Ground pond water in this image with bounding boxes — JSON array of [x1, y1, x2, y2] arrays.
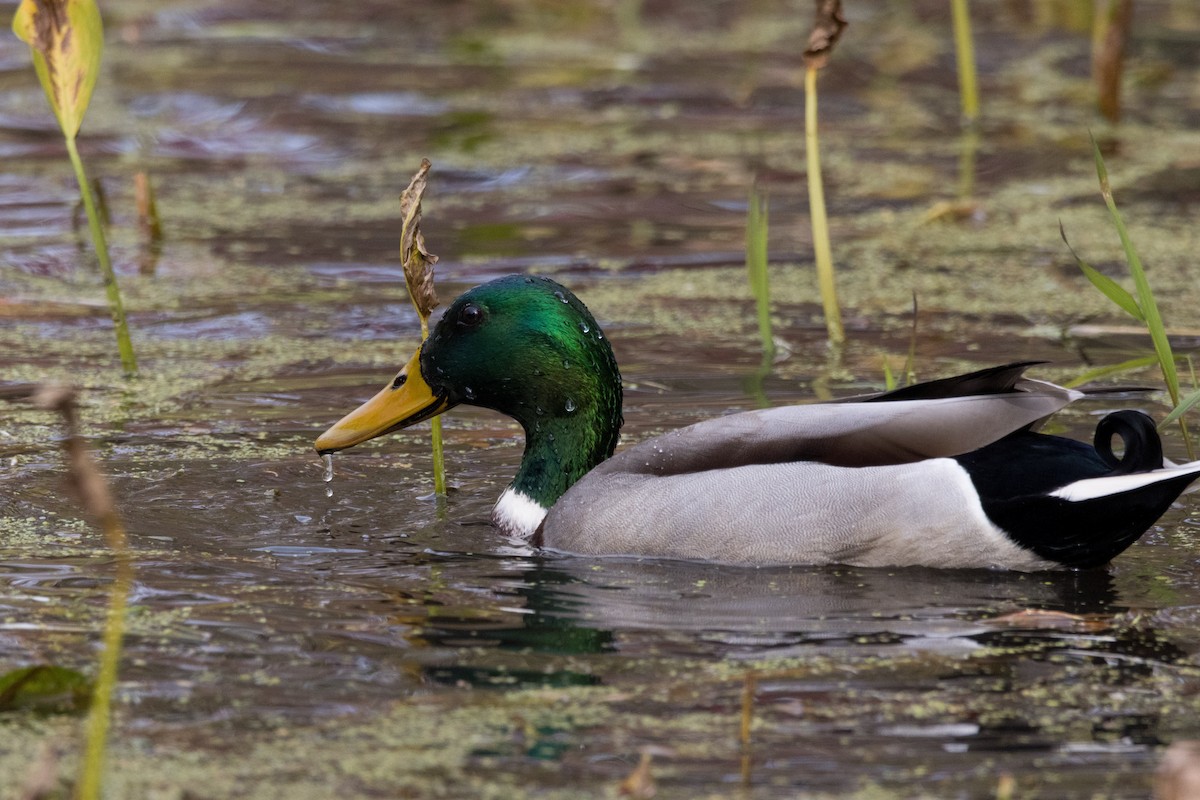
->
[[2, 0, 1200, 797]]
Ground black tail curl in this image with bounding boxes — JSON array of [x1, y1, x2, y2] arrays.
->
[[1094, 410, 1163, 475]]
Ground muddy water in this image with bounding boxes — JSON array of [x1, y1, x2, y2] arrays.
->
[[3, 1, 1200, 797]]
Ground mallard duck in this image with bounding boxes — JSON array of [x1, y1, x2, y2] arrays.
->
[[315, 275, 1200, 570]]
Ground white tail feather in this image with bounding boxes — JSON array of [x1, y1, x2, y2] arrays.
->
[[1050, 461, 1200, 503]]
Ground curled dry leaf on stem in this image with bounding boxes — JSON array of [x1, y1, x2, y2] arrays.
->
[[803, 0, 847, 70], [399, 158, 440, 322]]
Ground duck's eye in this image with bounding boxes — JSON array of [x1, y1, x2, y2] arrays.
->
[[457, 303, 484, 328]]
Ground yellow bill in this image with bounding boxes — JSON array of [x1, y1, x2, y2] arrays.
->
[[315, 348, 451, 454]]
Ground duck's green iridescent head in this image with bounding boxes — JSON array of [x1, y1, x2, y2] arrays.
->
[[315, 276, 623, 504]]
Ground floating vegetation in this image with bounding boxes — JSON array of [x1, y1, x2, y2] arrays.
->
[[0, 665, 91, 715], [12, 0, 136, 376]]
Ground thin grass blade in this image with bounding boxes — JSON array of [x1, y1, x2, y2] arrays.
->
[[1160, 387, 1200, 430], [1063, 354, 1158, 389], [1059, 221, 1143, 321], [1090, 134, 1191, 455]]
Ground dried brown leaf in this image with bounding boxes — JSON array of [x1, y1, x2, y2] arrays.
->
[[985, 608, 1110, 633], [803, 0, 847, 70], [399, 158, 439, 322], [618, 751, 656, 799], [919, 199, 983, 225]]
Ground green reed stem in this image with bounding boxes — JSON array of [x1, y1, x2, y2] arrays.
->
[[805, 66, 844, 345], [951, 0, 980, 123], [65, 136, 136, 377], [746, 185, 773, 362], [1091, 138, 1193, 458]]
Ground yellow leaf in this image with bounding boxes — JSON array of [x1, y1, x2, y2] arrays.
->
[[12, 0, 103, 139]]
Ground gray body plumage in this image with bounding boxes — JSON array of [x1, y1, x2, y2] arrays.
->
[[541, 380, 1076, 569]]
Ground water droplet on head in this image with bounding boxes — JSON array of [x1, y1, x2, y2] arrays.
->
[[553, 290, 568, 304], [579, 321, 590, 333], [562, 359, 571, 369], [564, 397, 577, 413], [463, 386, 476, 400], [535, 405, 545, 416]]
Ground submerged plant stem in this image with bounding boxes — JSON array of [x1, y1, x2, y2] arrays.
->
[[805, 66, 844, 345], [78, 520, 131, 800], [65, 137, 136, 377], [32, 385, 132, 800], [420, 317, 447, 496]]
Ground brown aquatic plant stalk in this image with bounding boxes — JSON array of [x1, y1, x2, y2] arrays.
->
[[1092, 0, 1132, 124], [739, 671, 756, 747], [803, 0, 846, 346], [134, 172, 163, 274], [739, 671, 757, 788], [31, 384, 132, 800], [399, 159, 446, 495]]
